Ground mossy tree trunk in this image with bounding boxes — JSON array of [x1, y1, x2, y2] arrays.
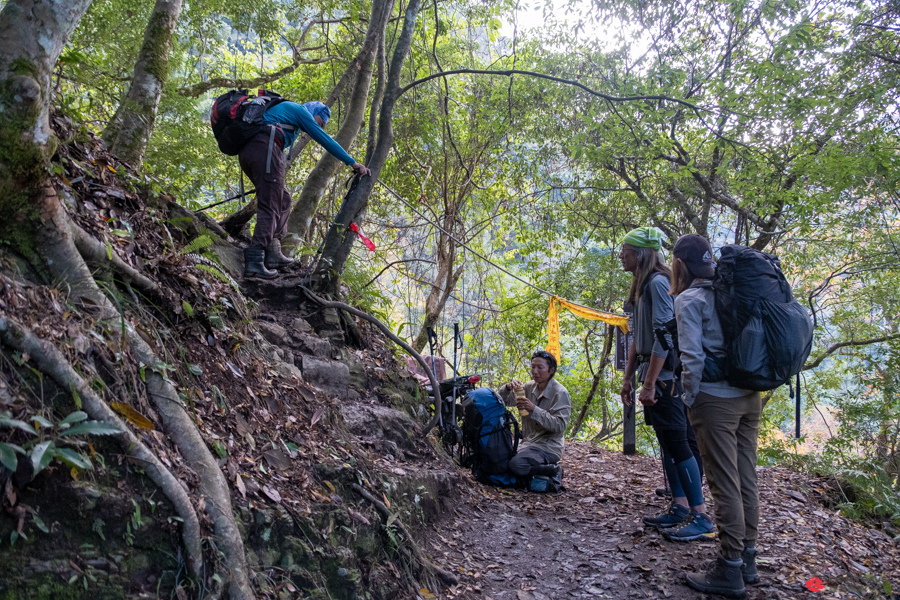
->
[[0, 4, 254, 598], [286, 0, 395, 242], [102, 0, 183, 170], [0, 0, 94, 269], [315, 0, 424, 295]]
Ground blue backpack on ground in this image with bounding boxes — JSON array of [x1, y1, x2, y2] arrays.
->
[[459, 388, 520, 487]]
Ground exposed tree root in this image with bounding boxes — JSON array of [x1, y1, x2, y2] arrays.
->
[[350, 483, 458, 588], [34, 205, 254, 600], [71, 223, 160, 297], [126, 328, 253, 600], [299, 287, 444, 432], [0, 315, 203, 579]]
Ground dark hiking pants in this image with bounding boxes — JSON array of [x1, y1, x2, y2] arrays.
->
[[508, 446, 559, 478], [239, 129, 291, 250]]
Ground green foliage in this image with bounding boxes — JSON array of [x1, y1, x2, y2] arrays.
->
[[0, 409, 119, 476]]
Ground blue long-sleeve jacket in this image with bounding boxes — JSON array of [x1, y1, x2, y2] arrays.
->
[[263, 101, 356, 166]]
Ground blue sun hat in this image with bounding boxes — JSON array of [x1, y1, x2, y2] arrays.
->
[[303, 101, 331, 126]]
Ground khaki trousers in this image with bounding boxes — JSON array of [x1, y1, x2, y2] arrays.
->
[[689, 390, 764, 559]]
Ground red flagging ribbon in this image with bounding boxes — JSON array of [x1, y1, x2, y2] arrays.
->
[[348, 223, 376, 251]]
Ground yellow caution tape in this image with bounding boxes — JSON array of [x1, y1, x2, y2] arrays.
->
[[545, 296, 630, 362]]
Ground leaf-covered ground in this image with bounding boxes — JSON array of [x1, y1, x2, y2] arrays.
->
[[424, 442, 900, 600]]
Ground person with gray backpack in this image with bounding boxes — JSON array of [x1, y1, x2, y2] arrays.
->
[[618, 227, 713, 541], [670, 234, 813, 597]]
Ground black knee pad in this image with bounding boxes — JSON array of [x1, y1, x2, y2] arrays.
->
[[656, 428, 693, 464]]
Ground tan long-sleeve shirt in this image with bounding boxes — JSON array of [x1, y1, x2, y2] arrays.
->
[[499, 378, 571, 459]]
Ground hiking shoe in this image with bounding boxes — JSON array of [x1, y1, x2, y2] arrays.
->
[[663, 510, 716, 542], [642, 502, 689, 528], [741, 546, 759, 584], [685, 555, 746, 598], [530, 463, 561, 478]]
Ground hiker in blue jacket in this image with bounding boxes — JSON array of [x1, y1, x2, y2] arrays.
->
[[618, 227, 713, 541], [241, 101, 371, 278]]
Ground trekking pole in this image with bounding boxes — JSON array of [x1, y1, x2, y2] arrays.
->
[[794, 373, 801, 438], [451, 322, 460, 429], [427, 326, 442, 429], [196, 188, 258, 212]]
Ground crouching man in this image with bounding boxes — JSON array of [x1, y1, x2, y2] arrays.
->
[[498, 350, 571, 480]]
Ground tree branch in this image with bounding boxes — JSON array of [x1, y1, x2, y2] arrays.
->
[[0, 316, 203, 579], [803, 334, 900, 371], [399, 68, 707, 116], [364, 258, 436, 288], [179, 20, 345, 97], [179, 57, 339, 97], [71, 224, 160, 297], [350, 483, 458, 586]]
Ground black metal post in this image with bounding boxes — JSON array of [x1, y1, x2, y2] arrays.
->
[[624, 373, 636, 455], [427, 327, 441, 429]]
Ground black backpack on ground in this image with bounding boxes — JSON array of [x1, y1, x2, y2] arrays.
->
[[210, 89, 290, 155], [459, 388, 520, 487], [711, 244, 814, 391]]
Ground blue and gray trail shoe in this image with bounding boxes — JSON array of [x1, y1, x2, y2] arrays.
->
[[642, 502, 690, 529], [663, 510, 716, 542]]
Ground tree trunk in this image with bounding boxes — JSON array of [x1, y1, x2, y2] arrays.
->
[[286, 0, 395, 241], [219, 5, 391, 238], [571, 325, 614, 436], [0, 0, 92, 259], [0, 4, 253, 597], [411, 227, 463, 352], [102, 0, 183, 170], [315, 0, 424, 294]]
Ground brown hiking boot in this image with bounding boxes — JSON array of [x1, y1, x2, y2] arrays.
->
[[244, 248, 277, 279], [684, 555, 746, 598], [265, 239, 294, 269]]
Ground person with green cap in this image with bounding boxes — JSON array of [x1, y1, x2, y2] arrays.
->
[[618, 227, 713, 542]]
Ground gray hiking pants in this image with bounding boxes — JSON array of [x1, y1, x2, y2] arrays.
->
[[508, 446, 559, 478]]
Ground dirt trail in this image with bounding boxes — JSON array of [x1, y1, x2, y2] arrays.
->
[[424, 443, 900, 600]]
